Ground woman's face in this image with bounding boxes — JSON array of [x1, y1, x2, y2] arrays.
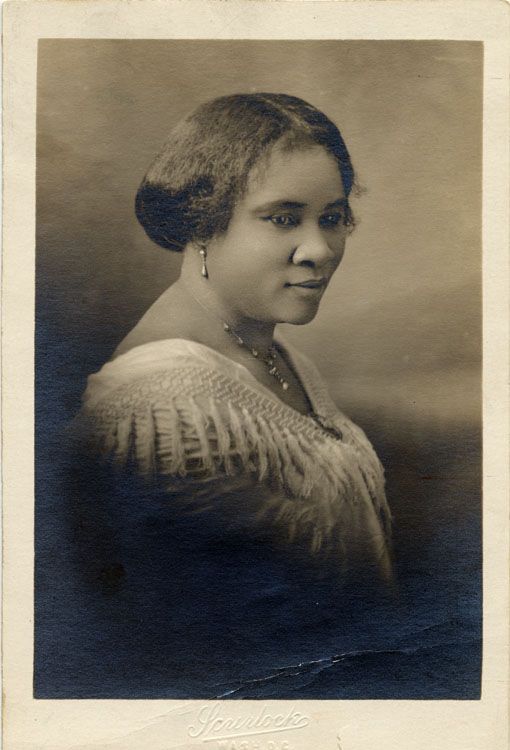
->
[[205, 143, 349, 326]]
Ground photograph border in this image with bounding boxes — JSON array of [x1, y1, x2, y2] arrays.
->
[[2, 1, 509, 749]]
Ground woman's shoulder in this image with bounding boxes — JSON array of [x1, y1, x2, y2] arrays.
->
[[74, 338, 251, 482], [76, 337, 308, 473], [82, 338, 249, 411]]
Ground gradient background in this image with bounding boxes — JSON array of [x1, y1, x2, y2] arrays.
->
[[35, 40, 482, 697]]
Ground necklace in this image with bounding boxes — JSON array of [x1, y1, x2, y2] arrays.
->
[[185, 285, 289, 390], [222, 322, 289, 391]]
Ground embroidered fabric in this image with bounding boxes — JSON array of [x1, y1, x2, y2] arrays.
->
[[75, 336, 392, 575]]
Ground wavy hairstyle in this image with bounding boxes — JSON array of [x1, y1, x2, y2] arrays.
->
[[135, 93, 356, 252]]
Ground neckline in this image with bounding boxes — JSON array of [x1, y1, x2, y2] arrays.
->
[[102, 335, 326, 422]]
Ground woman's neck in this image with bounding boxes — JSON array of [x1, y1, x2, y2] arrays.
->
[[175, 275, 277, 354], [112, 270, 278, 361]]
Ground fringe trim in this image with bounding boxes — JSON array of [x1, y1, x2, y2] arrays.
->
[[80, 392, 391, 552]]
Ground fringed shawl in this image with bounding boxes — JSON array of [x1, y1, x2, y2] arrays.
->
[[76, 337, 393, 577]]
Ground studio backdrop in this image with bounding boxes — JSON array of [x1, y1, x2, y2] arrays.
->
[[35, 40, 482, 698]]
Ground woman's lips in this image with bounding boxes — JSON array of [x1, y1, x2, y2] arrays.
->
[[286, 278, 327, 289]]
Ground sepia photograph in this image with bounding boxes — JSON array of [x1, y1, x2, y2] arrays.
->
[[33, 38, 483, 700], [3, 1, 510, 748]]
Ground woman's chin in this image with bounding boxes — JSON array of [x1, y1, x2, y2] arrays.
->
[[277, 287, 327, 325], [280, 303, 321, 326], [255, 295, 323, 326]]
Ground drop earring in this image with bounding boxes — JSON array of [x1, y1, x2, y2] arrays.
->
[[198, 245, 208, 279]]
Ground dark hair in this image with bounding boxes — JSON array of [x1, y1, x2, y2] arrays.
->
[[135, 93, 356, 252]]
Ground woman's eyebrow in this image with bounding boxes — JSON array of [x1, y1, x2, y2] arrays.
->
[[252, 197, 347, 213], [252, 200, 306, 213]]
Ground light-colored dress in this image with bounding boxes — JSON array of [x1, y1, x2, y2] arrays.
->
[[76, 335, 392, 580]]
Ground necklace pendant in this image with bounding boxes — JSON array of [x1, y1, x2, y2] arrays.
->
[[282, 381, 289, 391]]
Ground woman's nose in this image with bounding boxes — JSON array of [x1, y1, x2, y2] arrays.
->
[[291, 228, 339, 267]]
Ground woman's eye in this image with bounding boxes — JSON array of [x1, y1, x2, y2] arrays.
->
[[267, 214, 298, 227], [320, 212, 343, 228]]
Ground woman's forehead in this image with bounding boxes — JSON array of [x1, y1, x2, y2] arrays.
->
[[244, 143, 345, 204]]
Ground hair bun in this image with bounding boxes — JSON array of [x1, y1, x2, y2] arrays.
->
[[135, 182, 188, 251]]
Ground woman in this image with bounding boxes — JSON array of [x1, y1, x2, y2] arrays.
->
[[73, 93, 393, 696]]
